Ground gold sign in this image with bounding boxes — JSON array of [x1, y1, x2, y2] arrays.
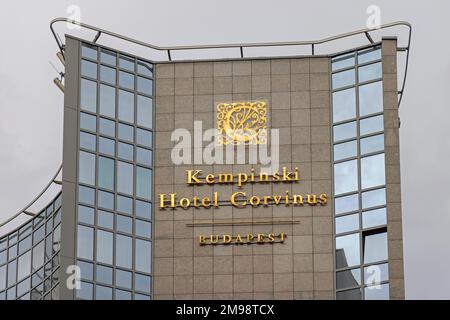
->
[[199, 232, 286, 245], [217, 101, 267, 145]]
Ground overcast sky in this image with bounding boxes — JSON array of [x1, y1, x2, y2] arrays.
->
[[0, 0, 449, 299]]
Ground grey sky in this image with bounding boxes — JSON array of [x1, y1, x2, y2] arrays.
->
[[0, 0, 449, 299]]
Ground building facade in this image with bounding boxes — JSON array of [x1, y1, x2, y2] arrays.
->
[[0, 23, 407, 300]]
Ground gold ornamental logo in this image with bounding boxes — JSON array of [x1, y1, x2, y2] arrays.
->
[[217, 101, 267, 145]]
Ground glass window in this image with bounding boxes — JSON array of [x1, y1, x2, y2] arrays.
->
[[332, 53, 355, 71], [17, 251, 31, 281], [7, 286, 16, 300], [80, 131, 96, 151], [0, 238, 7, 251], [116, 289, 132, 300], [100, 65, 116, 85], [119, 56, 135, 71], [118, 142, 134, 161], [359, 81, 383, 116], [8, 260, 17, 286], [32, 241, 44, 271], [137, 147, 152, 166], [79, 185, 95, 205], [119, 71, 134, 90], [79, 151, 96, 186], [81, 60, 97, 79], [135, 293, 151, 300], [118, 90, 134, 123], [117, 161, 133, 195], [336, 267, 361, 289], [334, 160, 358, 195], [362, 188, 386, 210], [117, 215, 132, 234], [361, 134, 384, 155], [8, 244, 17, 260], [100, 49, 116, 65], [77, 281, 93, 299], [137, 60, 152, 77], [332, 69, 355, 90], [82, 44, 97, 60], [116, 235, 132, 269], [135, 273, 151, 292], [77, 260, 93, 281], [365, 283, 389, 300], [96, 265, 113, 285], [18, 236, 31, 255], [360, 115, 384, 136], [137, 95, 153, 128], [98, 190, 114, 210], [334, 140, 357, 161], [0, 265, 5, 291], [336, 233, 360, 269], [99, 137, 115, 156], [332, 88, 356, 123], [118, 123, 134, 142], [336, 288, 361, 300], [136, 167, 152, 200], [363, 230, 388, 264], [97, 210, 114, 229], [361, 154, 385, 189], [80, 112, 97, 132], [78, 205, 94, 225], [135, 239, 151, 273], [98, 156, 115, 190], [117, 195, 133, 215], [80, 79, 97, 112], [0, 250, 6, 265], [333, 121, 356, 142], [363, 208, 387, 229], [358, 62, 382, 83], [96, 230, 113, 265], [77, 225, 93, 260], [116, 269, 132, 289], [358, 47, 381, 64], [136, 200, 152, 220], [335, 213, 359, 234], [17, 277, 30, 297], [136, 128, 152, 148], [364, 263, 389, 285], [99, 84, 116, 118], [99, 118, 116, 137], [136, 220, 152, 238], [137, 77, 152, 95]]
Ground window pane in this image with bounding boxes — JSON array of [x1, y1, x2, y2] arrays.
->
[[77, 260, 93, 280], [137, 95, 153, 128], [77, 225, 93, 260], [117, 195, 133, 215], [358, 62, 382, 83], [116, 235, 132, 269], [96, 285, 112, 300], [333, 121, 356, 142], [99, 137, 115, 156], [96, 230, 113, 264], [136, 167, 152, 200], [332, 69, 355, 90], [96, 265, 113, 285], [116, 289, 132, 300], [334, 160, 358, 195], [0, 266, 5, 291], [365, 283, 389, 300], [138, 60, 153, 77], [97, 210, 113, 229], [336, 288, 361, 300], [137, 77, 152, 95], [118, 123, 134, 143], [31, 241, 44, 271], [99, 84, 116, 118], [80, 79, 97, 112], [117, 161, 133, 195], [81, 60, 97, 78], [358, 47, 381, 64], [362, 188, 386, 209], [100, 65, 116, 85], [135, 273, 151, 292], [363, 208, 387, 229], [78, 205, 94, 225], [336, 233, 360, 269], [98, 190, 114, 210], [336, 267, 361, 289], [135, 239, 151, 273], [77, 281, 93, 299], [79, 151, 95, 186], [334, 140, 357, 161], [100, 49, 116, 65], [116, 215, 132, 234], [361, 154, 385, 189], [136, 128, 152, 147], [360, 115, 384, 136], [116, 269, 132, 289], [363, 231, 388, 264], [137, 147, 152, 166], [135, 293, 151, 300], [119, 71, 134, 90], [335, 213, 359, 234], [361, 134, 384, 155], [119, 56, 134, 71], [98, 156, 115, 190], [118, 142, 134, 161], [82, 44, 97, 60], [136, 200, 152, 220], [332, 53, 355, 71], [8, 261, 16, 286], [79, 185, 95, 205], [99, 118, 116, 137], [333, 88, 356, 123], [136, 220, 152, 238], [80, 112, 96, 132], [364, 263, 389, 285], [118, 90, 134, 123], [18, 251, 31, 281], [359, 81, 383, 116], [80, 131, 96, 151]]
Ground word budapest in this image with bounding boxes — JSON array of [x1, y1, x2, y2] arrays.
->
[[199, 232, 286, 245]]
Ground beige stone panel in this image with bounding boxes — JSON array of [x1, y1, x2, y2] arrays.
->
[[274, 292, 294, 300], [232, 61, 252, 76], [290, 59, 310, 74], [175, 63, 194, 78], [214, 293, 234, 299], [252, 60, 270, 75], [292, 217, 312, 235], [382, 55, 397, 74], [311, 108, 330, 126], [214, 275, 233, 293], [174, 238, 194, 257], [194, 77, 213, 95], [154, 238, 174, 258], [173, 221, 193, 239], [193, 240, 213, 256], [175, 112, 194, 130], [233, 243, 253, 256], [291, 127, 311, 145], [291, 109, 310, 127], [174, 257, 193, 275], [194, 94, 214, 113], [213, 76, 232, 94], [156, 78, 174, 96], [274, 273, 294, 292], [310, 74, 329, 91], [234, 274, 253, 293], [310, 90, 330, 109], [154, 257, 174, 276], [388, 221, 403, 240], [253, 292, 274, 299], [193, 293, 213, 299], [293, 235, 313, 254], [233, 255, 253, 274], [383, 91, 398, 110], [314, 272, 333, 291], [194, 256, 213, 275], [155, 95, 175, 114], [272, 74, 291, 92], [313, 253, 333, 272], [384, 110, 399, 129], [272, 110, 291, 128], [252, 255, 272, 274], [232, 76, 251, 93], [312, 162, 331, 180], [271, 59, 290, 74], [155, 113, 174, 132], [175, 78, 194, 95], [155, 149, 172, 167], [213, 256, 233, 275], [313, 217, 332, 235], [155, 167, 174, 185], [272, 92, 291, 110], [313, 235, 333, 253], [154, 220, 174, 239], [174, 94, 193, 113], [213, 245, 233, 256], [386, 165, 401, 184], [294, 291, 314, 299], [388, 239, 404, 260], [254, 273, 274, 292], [390, 278, 405, 299], [154, 276, 174, 295], [314, 291, 334, 300], [156, 64, 174, 79], [385, 146, 400, 165], [382, 39, 397, 56], [310, 58, 329, 73], [233, 293, 253, 299], [383, 74, 397, 92], [294, 272, 314, 291], [387, 202, 402, 221], [311, 144, 330, 162], [155, 131, 173, 149], [293, 254, 313, 273], [389, 259, 405, 279], [274, 254, 293, 273], [291, 91, 310, 109], [291, 74, 310, 91], [213, 62, 232, 77], [251, 75, 271, 92], [386, 183, 402, 204], [154, 294, 173, 300], [311, 126, 331, 144], [174, 275, 193, 294], [194, 62, 213, 77], [273, 236, 293, 255]]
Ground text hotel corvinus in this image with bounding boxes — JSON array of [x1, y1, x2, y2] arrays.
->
[[159, 167, 328, 209]]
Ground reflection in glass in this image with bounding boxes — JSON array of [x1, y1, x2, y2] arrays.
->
[[136, 220, 152, 238], [332, 88, 356, 123], [336, 267, 361, 289], [116, 235, 132, 269], [332, 69, 355, 90], [137, 147, 152, 166], [118, 142, 134, 161], [364, 263, 389, 285], [118, 123, 134, 143], [137, 95, 153, 129], [77, 225, 93, 260], [117, 161, 133, 195], [118, 90, 134, 123], [334, 140, 357, 161], [361, 134, 384, 155], [363, 230, 388, 264], [96, 265, 113, 285], [100, 65, 116, 85], [360, 115, 384, 136], [96, 230, 113, 265], [77, 260, 93, 281], [136, 167, 152, 200], [119, 56, 134, 71], [361, 154, 385, 189], [17, 251, 31, 281], [79, 185, 95, 205], [98, 156, 115, 190], [336, 233, 360, 269], [78, 205, 94, 225], [116, 215, 132, 234], [137, 77, 152, 95], [80, 131, 96, 151], [364, 283, 389, 300], [363, 208, 387, 229], [136, 128, 152, 148], [333, 121, 356, 142], [336, 288, 361, 300], [334, 160, 358, 195], [332, 53, 355, 71], [335, 213, 359, 234], [119, 71, 134, 90], [80, 112, 97, 132], [359, 81, 383, 116], [79, 151, 96, 186], [7, 260, 16, 287], [77, 281, 93, 300], [82, 44, 97, 60], [116, 289, 132, 300], [99, 84, 116, 118], [116, 269, 132, 289], [99, 137, 115, 156], [362, 188, 386, 209], [358, 62, 382, 83], [135, 273, 151, 292], [80, 79, 97, 112], [136, 200, 152, 220], [100, 49, 116, 65], [138, 60, 153, 77], [0, 266, 6, 291], [358, 47, 381, 64], [97, 210, 113, 229], [135, 239, 151, 273], [98, 190, 114, 210], [99, 118, 116, 137], [81, 60, 97, 79], [117, 195, 132, 215]]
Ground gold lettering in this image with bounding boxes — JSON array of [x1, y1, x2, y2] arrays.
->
[[268, 233, 275, 242], [237, 173, 248, 187], [218, 173, 233, 183], [210, 235, 219, 244], [319, 193, 328, 205], [202, 197, 211, 208], [187, 170, 202, 184], [257, 234, 265, 242], [231, 192, 246, 208], [273, 195, 282, 204], [307, 194, 317, 205], [293, 194, 303, 205], [205, 174, 215, 184], [235, 234, 243, 244], [249, 196, 260, 207], [179, 198, 191, 209], [199, 235, 206, 245], [223, 234, 232, 244], [159, 193, 176, 209]]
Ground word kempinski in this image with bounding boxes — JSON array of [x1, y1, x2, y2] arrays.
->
[[187, 167, 299, 188]]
